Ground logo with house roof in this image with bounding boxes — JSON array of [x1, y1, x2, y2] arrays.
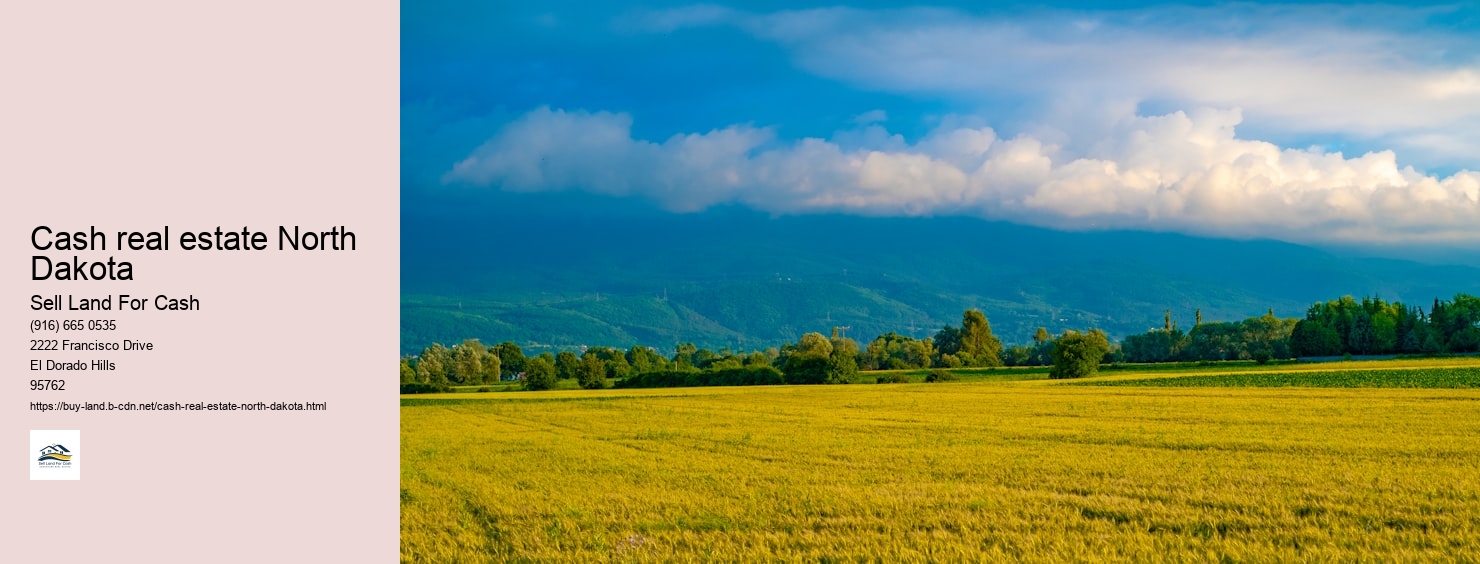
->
[[30, 430, 80, 480], [38, 444, 72, 463]]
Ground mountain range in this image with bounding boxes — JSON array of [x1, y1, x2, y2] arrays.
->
[[401, 205, 1480, 356]]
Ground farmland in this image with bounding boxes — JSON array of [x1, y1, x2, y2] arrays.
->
[[1087, 366, 1480, 388], [401, 359, 1480, 562]]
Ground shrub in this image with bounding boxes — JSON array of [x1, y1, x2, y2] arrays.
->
[[782, 355, 829, 385], [524, 357, 558, 391], [616, 366, 786, 389], [1451, 327, 1480, 353], [924, 369, 959, 383], [877, 373, 911, 384], [577, 355, 609, 389], [399, 383, 448, 394], [825, 348, 861, 384], [1049, 330, 1111, 379]]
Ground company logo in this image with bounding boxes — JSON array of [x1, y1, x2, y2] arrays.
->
[[38, 444, 73, 463], [30, 430, 80, 480]]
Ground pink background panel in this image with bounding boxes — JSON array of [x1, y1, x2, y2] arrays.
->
[[1, 1, 400, 561]]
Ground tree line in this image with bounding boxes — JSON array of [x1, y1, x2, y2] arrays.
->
[[1120, 309, 1297, 364], [1117, 294, 1480, 363], [400, 309, 1113, 392], [1290, 294, 1480, 356], [400, 293, 1479, 392]]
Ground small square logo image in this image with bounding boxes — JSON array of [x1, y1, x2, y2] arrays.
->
[[31, 430, 80, 480]]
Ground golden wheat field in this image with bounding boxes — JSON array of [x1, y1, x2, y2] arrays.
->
[[401, 360, 1480, 562]]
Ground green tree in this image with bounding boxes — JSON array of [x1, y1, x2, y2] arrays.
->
[[577, 354, 609, 389], [673, 342, 698, 370], [1003, 345, 1033, 366], [1422, 332, 1442, 353], [450, 339, 484, 384], [1291, 320, 1342, 357], [1049, 329, 1110, 379], [692, 347, 722, 369], [399, 356, 416, 385], [1186, 322, 1239, 361], [744, 351, 771, 367], [1372, 311, 1398, 354], [586, 347, 632, 379], [781, 332, 835, 384], [416, 343, 451, 387], [555, 351, 580, 380], [797, 332, 834, 357], [627, 345, 665, 373], [908, 338, 936, 368], [825, 337, 860, 384], [1033, 327, 1050, 345], [523, 356, 557, 391], [1349, 311, 1375, 355], [1451, 327, 1480, 353], [783, 354, 829, 384], [1122, 327, 1186, 363], [958, 309, 1004, 367], [706, 354, 744, 371], [495, 341, 526, 378], [932, 325, 961, 360], [865, 332, 932, 370], [479, 351, 501, 385], [1401, 329, 1421, 354], [1241, 311, 1293, 360], [1448, 294, 1480, 340]]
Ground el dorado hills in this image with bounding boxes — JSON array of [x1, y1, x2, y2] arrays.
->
[[30, 225, 356, 280]]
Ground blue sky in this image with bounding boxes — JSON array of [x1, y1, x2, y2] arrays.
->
[[404, 1, 1480, 250]]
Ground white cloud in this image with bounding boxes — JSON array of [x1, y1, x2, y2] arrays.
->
[[633, 4, 1480, 170], [444, 107, 773, 211], [445, 106, 1480, 244]]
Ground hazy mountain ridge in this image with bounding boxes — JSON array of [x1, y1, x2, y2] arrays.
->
[[401, 210, 1480, 355]]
